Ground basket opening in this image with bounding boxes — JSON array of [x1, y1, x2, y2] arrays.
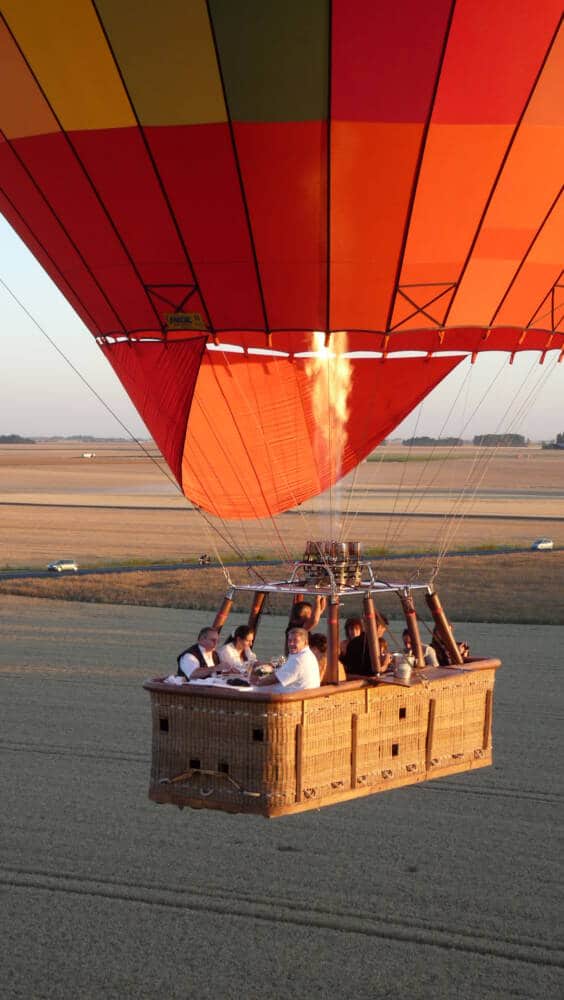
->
[[252, 728, 264, 742], [189, 758, 201, 769], [218, 761, 229, 774], [399, 707, 407, 719], [392, 743, 400, 757], [159, 717, 169, 732]]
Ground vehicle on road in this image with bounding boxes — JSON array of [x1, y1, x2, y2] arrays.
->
[[47, 560, 79, 573], [531, 538, 554, 551]]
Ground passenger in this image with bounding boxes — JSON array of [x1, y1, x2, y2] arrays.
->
[[339, 616, 363, 658], [251, 627, 320, 692], [309, 632, 346, 684], [431, 628, 450, 666], [402, 628, 439, 667], [285, 597, 326, 653], [343, 612, 392, 676], [177, 626, 220, 680], [218, 625, 257, 674], [458, 640, 471, 661], [430, 629, 470, 665]]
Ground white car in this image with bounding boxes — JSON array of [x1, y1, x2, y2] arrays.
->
[[47, 559, 79, 573], [531, 538, 554, 551]]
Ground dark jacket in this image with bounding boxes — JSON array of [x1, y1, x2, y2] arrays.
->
[[343, 634, 389, 677], [177, 643, 219, 677]]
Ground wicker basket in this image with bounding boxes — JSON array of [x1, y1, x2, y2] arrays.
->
[[144, 660, 499, 818]]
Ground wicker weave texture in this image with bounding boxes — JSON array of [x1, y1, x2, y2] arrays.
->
[[147, 668, 497, 816]]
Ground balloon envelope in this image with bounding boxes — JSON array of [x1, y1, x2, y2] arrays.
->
[[0, 1, 562, 517]]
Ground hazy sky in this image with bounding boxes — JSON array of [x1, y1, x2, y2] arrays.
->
[[1, 215, 562, 443]]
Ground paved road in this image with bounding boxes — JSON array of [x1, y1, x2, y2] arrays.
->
[[0, 546, 559, 583]]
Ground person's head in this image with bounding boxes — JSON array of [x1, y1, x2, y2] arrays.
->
[[292, 601, 313, 622], [344, 617, 363, 640], [198, 627, 219, 651], [232, 625, 254, 649], [308, 632, 327, 664], [287, 627, 308, 654], [402, 628, 412, 651]]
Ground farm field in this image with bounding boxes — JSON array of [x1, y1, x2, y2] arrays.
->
[[0, 441, 562, 568], [0, 442, 562, 623], [1, 597, 562, 1000]]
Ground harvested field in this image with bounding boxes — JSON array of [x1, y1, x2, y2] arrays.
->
[[1, 442, 562, 569], [1, 442, 562, 623], [1, 596, 562, 999]]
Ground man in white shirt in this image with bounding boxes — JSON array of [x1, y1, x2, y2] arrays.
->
[[252, 628, 320, 692], [177, 627, 220, 680], [402, 629, 439, 668]]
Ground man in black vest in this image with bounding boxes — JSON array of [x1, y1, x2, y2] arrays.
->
[[177, 626, 220, 680]]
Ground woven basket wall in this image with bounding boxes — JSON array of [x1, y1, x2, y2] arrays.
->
[[146, 666, 497, 817]]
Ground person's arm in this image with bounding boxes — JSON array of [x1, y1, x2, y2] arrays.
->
[[178, 651, 211, 680], [190, 665, 214, 679], [253, 669, 279, 686], [380, 649, 392, 672], [178, 653, 200, 680], [306, 596, 326, 630]]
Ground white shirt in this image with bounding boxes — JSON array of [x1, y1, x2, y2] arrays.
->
[[404, 644, 439, 668], [178, 644, 216, 679], [423, 644, 439, 667], [218, 641, 257, 673], [273, 646, 320, 692]]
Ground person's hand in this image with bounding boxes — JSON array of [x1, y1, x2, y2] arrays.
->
[[380, 652, 392, 672], [190, 666, 213, 679]]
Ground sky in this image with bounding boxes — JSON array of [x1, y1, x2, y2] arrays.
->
[[1, 214, 562, 444]]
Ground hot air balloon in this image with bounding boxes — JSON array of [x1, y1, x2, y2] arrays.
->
[[1, 1, 562, 815]]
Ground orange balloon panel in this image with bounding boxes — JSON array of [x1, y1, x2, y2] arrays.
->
[[1, 2, 563, 521], [181, 351, 461, 519]]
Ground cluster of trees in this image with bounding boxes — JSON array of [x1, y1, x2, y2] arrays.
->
[[0, 433, 35, 444], [473, 434, 528, 447], [402, 436, 463, 447], [542, 432, 564, 450]]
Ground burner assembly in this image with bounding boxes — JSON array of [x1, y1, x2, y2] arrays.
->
[[300, 540, 364, 588]]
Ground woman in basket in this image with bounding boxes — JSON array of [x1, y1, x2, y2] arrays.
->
[[217, 625, 257, 674]]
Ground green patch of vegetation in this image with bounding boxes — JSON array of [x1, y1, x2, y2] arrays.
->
[[0, 434, 36, 444], [366, 453, 464, 463]]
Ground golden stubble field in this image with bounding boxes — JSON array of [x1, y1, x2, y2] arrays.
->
[[0, 441, 562, 622], [1, 440, 562, 564]]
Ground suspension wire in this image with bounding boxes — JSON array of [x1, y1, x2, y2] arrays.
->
[[199, 344, 336, 575], [327, 347, 334, 544], [175, 387, 270, 573], [0, 275, 182, 490], [430, 353, 559, 584], [404, 369, 478, 586], [0, 273, 267, 574], [433, 357, 544, 566], [216, 348, 297, 566], [340, 412, 399, 545], [391, 353, 510, 575], [385, 360, 473, 554], [381, 394, 426, 554], [427, 359, 522, 578], [184, 392, 256, 563], [338, 458, 361, 543]]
